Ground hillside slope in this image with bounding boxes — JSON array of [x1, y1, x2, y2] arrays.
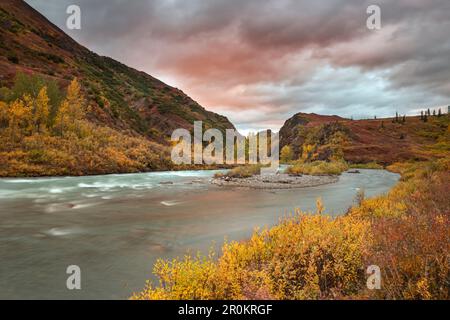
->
[[0, 0, 235, 143], [280, 112, 450, 164]]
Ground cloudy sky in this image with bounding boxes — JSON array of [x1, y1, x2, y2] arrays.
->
[[26, 0, 450, 133]]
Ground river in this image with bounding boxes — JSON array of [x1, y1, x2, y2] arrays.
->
[[0, 169, 399, 299]]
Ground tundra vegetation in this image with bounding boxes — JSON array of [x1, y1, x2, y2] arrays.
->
[[133, 157, 450, 300]]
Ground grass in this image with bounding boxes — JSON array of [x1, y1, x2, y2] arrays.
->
[[133, 157, 450, 300], [286, 160, 349, 176], [349, 162, 384, 169]]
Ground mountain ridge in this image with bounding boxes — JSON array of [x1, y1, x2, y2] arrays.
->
[[0, 0, 236, 144], [280, 111, 449, 164]]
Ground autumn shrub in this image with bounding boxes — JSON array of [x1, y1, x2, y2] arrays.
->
[[215, 164, 264, 179], [267, 213, 370, 299], [132, 252, 218, 300], [286, 160, 349, 176], [280, 145, 294, 163], [351, 159, 450, 299], [366, 204, 449, 299]]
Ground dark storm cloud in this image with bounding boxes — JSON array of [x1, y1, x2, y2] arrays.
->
[[25, 0, 450, 131]]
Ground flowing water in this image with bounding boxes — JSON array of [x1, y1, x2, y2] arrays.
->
[[0, 169, 399, 299]]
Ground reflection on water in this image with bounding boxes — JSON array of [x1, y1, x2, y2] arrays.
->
[[0, 169, 399, 299]]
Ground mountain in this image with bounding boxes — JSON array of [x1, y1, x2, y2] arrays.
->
[[280, 112, 450, 165], [0, 0, 235, 144]]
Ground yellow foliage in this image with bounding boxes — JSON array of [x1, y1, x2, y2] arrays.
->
[[0, 77, 172, 177], [280, 145, 294, 163], [287, 160, 349, 176], [301, 144, 315, 161], [7, 98, 31, 142], [131, 251, 218, 300], [65, 78, 84, 123], [34, 87, 50, 134], [216, 164, 264, 179]]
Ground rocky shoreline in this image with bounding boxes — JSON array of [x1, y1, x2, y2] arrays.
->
[[211, 173, 339, 189]]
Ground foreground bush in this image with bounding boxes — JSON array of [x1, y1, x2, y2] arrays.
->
[[286, 160, 349, 176], [351, 158, 450, 299], [134, 159, 449, 300]]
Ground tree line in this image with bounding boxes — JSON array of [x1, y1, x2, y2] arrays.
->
[[420, 108, 444, 122]]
